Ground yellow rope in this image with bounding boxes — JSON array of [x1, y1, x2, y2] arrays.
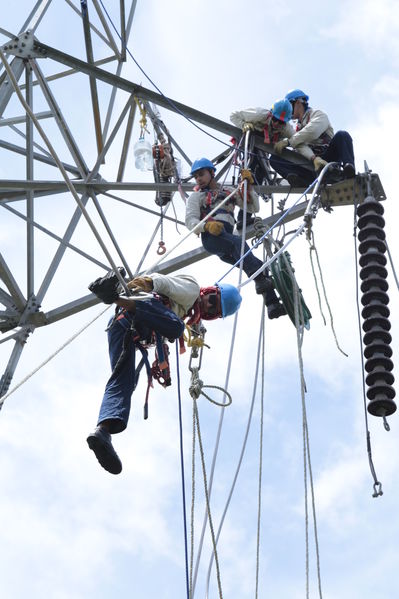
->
[[134, 96, 150, 135]]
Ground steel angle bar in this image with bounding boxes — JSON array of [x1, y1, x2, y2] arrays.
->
[[101, 191, 185, 225], [0, 139, 82, 177], [1, 202, 109, 271], [92, 0, 121, 59], [151, 200, 310, 275], [64, 0, 115, 48], [0, 288, 21, 312], [0, 56, 25, 117], [35, 193, 91, 304], [117, 101, 136, 181], [88, 190, 133, 279], [0, 329, 34, 399], [30, 60, 89, 177], [30, 39, 311, 171], [25, 65, 35, 297], [81, 1, 104, 157], [120, 0, 127, 61], [21, 0, 53, 33], [0, 252, 26, 310], [41, 293, 101, 325], [102, 0, 137, 140], [0, 110, 52, 127]]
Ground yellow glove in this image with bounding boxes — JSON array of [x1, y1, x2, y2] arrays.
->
[[204, 221, 224, 235], [274, 139, 289, 154], [313, 156, 328, 172], [242, 122, 254, 132], [240, 168, 254, 184], [127, 276, 153, 292]]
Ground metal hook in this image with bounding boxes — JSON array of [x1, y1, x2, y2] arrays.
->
[[372, 481, 383, 498], [157, 241, 166, 255]]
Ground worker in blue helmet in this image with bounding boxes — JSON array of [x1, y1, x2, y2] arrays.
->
[[185, 158, 286, 320], [230, 99, 296, 229], [270, 89, 356, 187], [86, 269, 242, 475]]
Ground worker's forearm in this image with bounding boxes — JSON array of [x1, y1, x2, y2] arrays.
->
[[115, 297, 136, 312]]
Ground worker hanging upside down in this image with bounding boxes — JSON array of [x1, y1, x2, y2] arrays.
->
[[270, 88, 356, 187], [86, 268, 242, 474], [185, 157, 286, 320]]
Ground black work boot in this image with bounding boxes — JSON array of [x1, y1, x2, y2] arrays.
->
[[88, 267, 126, 304], [286, 173, 308, 188], [254, 273, 274, 295], [262, 289, 287, 320], [87, 426, 122, 474], [343, 163, 356, 179]]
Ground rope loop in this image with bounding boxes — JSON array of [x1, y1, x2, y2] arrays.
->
[[188, 367, 232, 407]]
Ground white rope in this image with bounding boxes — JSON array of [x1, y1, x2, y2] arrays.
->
[[0, 304, 111, 409], [144, 185, 243, 275], [191, 136, 250, 596], [308, 231, 348, 357], [205, 302, 266, 599], [291, 261, 324, 599]]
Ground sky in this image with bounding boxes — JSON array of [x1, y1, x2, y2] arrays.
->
[[0, 1, 398, 598]]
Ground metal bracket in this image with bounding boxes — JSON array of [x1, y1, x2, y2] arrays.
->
[[320, 173, 386, 209], [2, 30, 45, 60]]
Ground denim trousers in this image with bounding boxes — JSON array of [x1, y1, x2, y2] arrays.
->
[[97, 298, 184, 433], [201, 222, 264, 278], [270, 130, 355, 184]]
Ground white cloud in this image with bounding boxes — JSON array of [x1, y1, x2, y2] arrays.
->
[[321, 0, 399, 63]]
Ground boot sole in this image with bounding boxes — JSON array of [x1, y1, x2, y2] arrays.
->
[[87, 434, 122, 475]]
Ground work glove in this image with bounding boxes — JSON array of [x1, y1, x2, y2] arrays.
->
[[273, 139, 289, 154], [127, 276, 153, 292], [204, 221, 224, 235], [242, 122, 254, 132], [313, 156, 328, 172], [88, 267, 126, 304], [240, 168, 254, 184]]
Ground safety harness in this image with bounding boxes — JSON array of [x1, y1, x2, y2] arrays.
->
[[263, 111, 285, 144], [296, 109, 333, 156], [199, 186, 236, 224]]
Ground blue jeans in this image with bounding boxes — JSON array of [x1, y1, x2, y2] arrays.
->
[[201, 222, 264, 278], [270, 130, 355, 184], [97, 299, 184, 433]]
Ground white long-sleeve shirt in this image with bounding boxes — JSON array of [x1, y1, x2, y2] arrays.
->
[[185, 185, 260, 235], [151, 272, 200, 318], [288, 108, 334, 160]]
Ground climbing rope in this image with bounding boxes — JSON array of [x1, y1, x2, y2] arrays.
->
[[175, 343, 190, 599], [307, 231, 348, 356], [291, 267, 324, 599], [189, 366, 232, 408], [188, 344, 229, 599], [204, 303, 266, 599]]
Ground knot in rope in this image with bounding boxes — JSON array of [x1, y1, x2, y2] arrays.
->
[[189, 366, 203, 400]]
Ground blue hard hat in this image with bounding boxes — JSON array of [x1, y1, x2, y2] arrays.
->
[[190, 158, 216, 176], [285, 89, 309, 103], [271, 99, 293, 123], [217, 283, 242, 318]]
